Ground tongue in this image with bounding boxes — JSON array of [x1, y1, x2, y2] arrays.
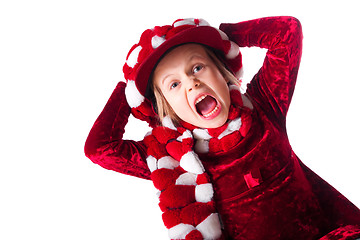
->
[[196, 96, 217, 116]]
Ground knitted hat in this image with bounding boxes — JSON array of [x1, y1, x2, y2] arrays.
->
[[123, 18, 242, 126]]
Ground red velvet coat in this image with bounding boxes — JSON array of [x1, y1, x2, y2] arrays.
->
[[85, 17, 360, 239]]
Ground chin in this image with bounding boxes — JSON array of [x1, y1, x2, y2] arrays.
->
[[199, 116, 228, 129], [209, 119, 227, 128]]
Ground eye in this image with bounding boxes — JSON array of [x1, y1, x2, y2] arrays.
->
[[170, 82, 180, 89], [192, 64, 204, 74]]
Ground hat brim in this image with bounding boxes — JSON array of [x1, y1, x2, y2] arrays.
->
[[135, 26, 225, 96]]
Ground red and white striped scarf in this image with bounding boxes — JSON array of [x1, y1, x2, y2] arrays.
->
[[143, 85, 252, 239]]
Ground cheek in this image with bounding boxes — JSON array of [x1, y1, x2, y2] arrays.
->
[[165, 93, 188, 114], [213, 79, 231, 105], [166, 94, 197, 123], [222, 86, 231, 105]]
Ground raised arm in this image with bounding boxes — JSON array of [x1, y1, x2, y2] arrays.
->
[[220, 16, 303, 122], [84, 82, 151, 180]]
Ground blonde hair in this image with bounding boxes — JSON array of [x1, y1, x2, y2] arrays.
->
[[151, 45, 240, 125]]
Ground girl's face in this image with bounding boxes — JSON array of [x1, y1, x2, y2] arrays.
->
[[153, 44, 231, 129]]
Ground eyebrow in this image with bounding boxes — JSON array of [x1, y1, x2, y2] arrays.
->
[[161, 74, 174, 85], [189, 54, 206, 62]]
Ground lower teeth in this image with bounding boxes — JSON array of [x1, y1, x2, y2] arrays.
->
[[203, 106, 219, 118]]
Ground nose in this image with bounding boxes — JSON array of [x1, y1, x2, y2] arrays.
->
[[187, 78, 200, 92]]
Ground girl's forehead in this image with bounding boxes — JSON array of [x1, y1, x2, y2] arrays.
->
[[155, 44, 209, 71], [165, 44, 208, 59]]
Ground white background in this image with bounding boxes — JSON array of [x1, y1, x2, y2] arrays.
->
[[1, 0, 359, 239]]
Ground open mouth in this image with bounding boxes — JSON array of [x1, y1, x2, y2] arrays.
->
[[195, 95, 220, 119]]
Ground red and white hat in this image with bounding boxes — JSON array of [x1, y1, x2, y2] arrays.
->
[[123, 18, 243, 126]]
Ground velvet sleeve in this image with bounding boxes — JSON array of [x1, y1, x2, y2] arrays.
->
[[84, 81, 151, 180], [220, 16, 303, 124]]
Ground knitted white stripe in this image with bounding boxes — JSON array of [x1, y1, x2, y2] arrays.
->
[[177, 129, 193, 142], [198, 19, 210, 26], [146, 155, 180, 172], [196, 213, 222, 240], [226, 41, 240, 59], [162, 116, 177, 131], [175, 172, 198, 185], [215, 29, 229, 40], [174, 19, 197, 27], [194, 139, 210, 154], [193, 129, 212, 154], [218, 117, 242, 139], [180, 151, 205, 174], [151, 35, 166, 49], [125, 80, 145, 108], [168, 223, 196, 239], [126, 45, 142, 68], [193, 128, 212, 139], [158, 156, 180, 170], [195, 183, 214, 203], [146, 155, 157, 172]]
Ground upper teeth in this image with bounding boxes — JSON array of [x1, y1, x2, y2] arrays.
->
[[195, 95, 207, 105]]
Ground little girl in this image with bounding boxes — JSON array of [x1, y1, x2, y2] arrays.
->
[[85, 17, 360, 239]]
